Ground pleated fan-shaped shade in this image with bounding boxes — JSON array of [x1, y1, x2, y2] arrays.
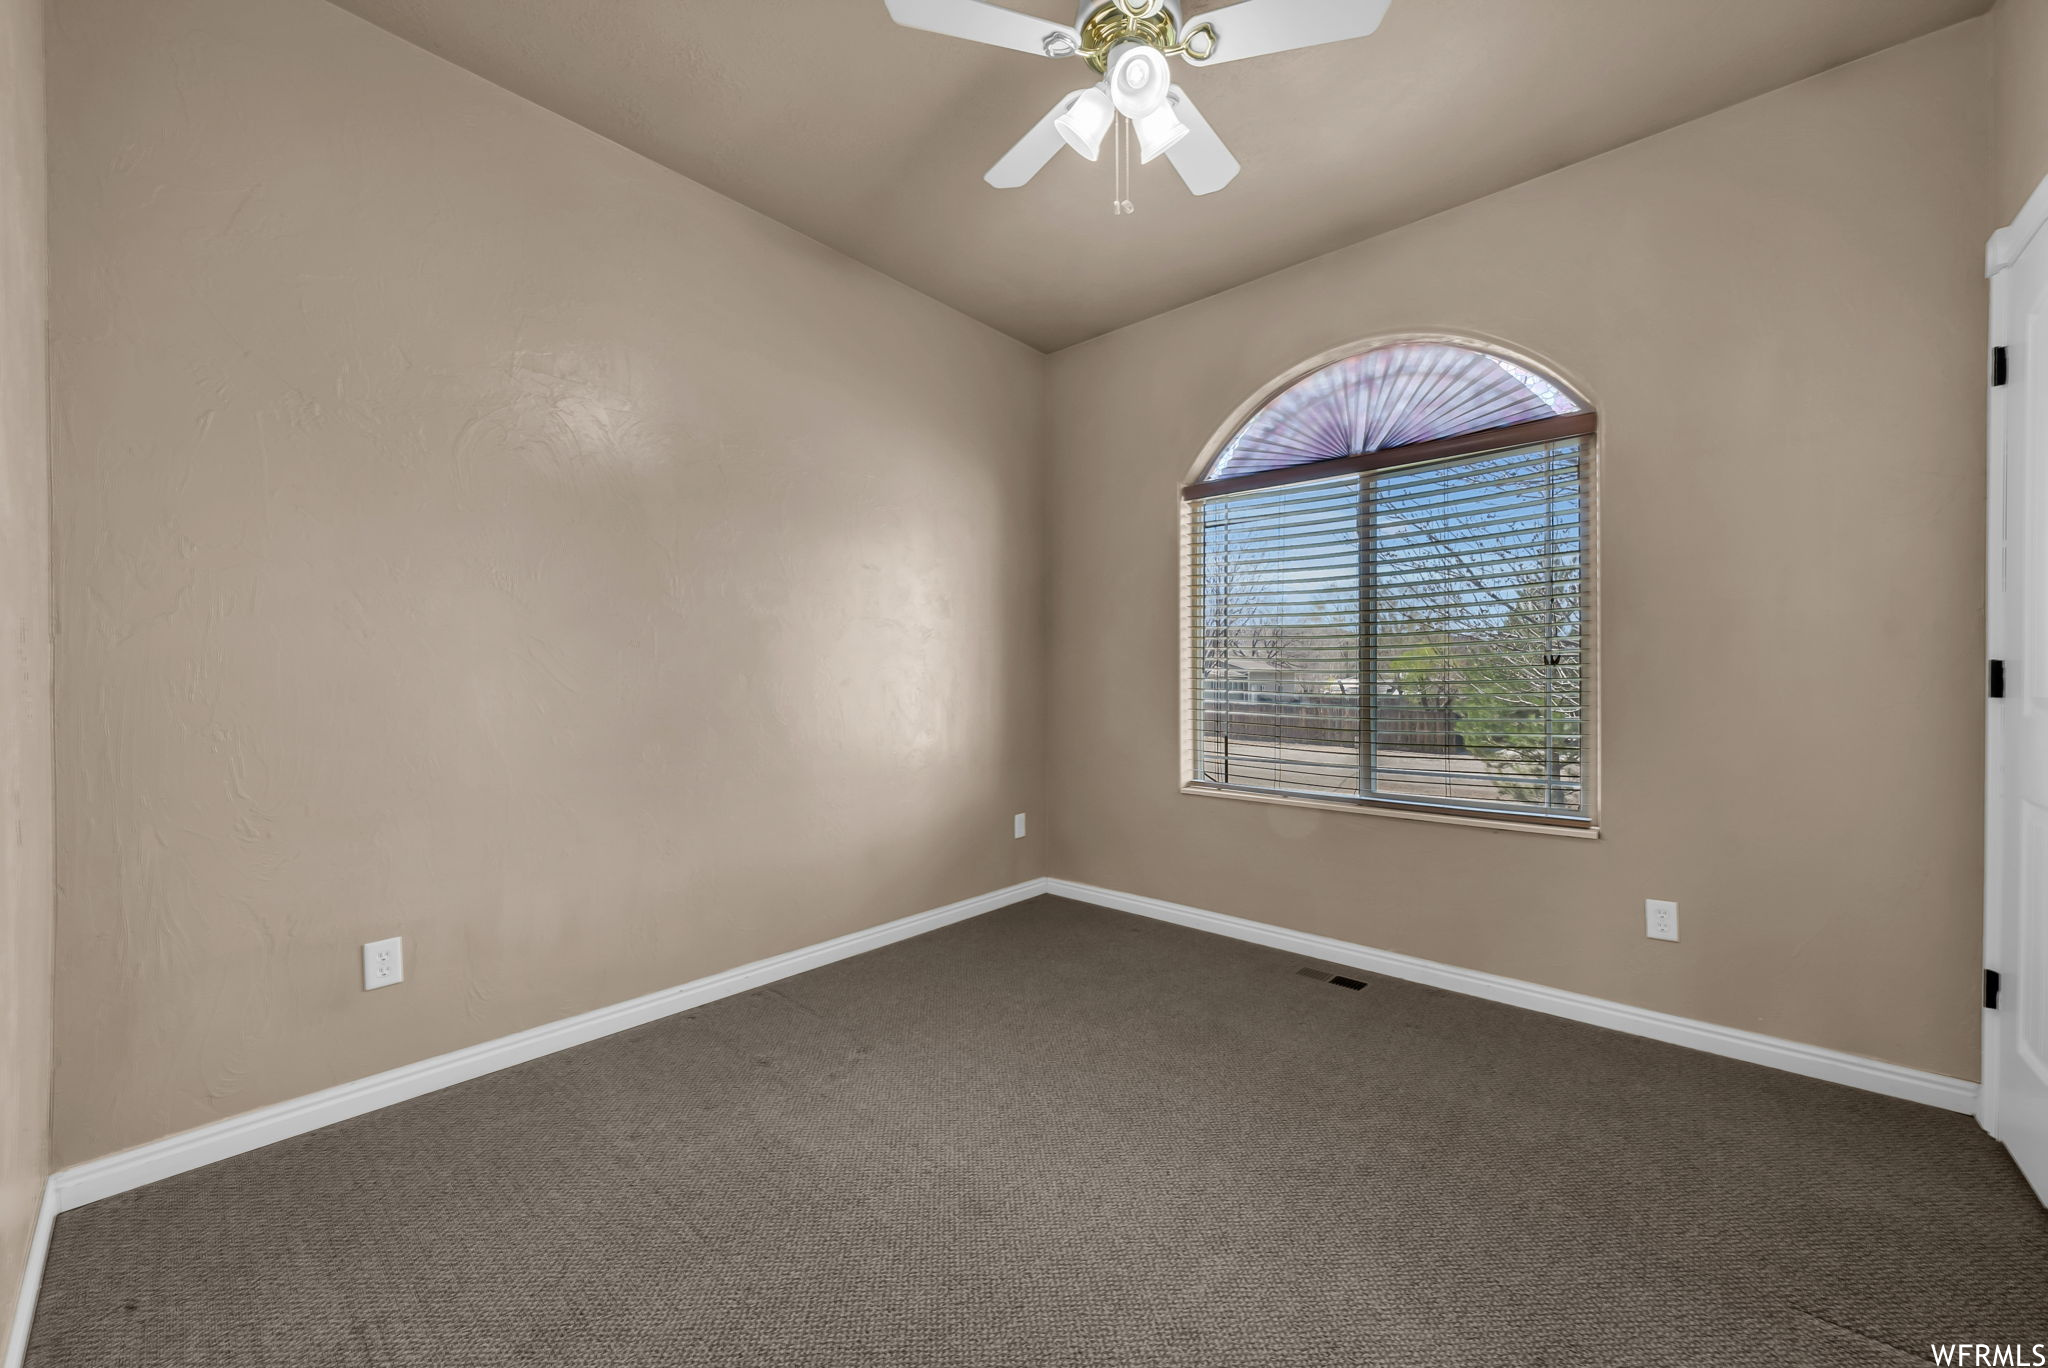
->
[[1205, 342, 1585, 481]]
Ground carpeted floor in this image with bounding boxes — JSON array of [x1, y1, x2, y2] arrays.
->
[[26, 895, 2048, 1366]]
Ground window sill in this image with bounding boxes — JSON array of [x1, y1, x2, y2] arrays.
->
[[1180, 782, 1600, 839]]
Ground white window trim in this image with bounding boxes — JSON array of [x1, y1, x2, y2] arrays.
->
[[1176, 334, 1603, 836]]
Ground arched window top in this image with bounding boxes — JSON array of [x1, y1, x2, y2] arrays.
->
[[1201, 340, 1589, 484]]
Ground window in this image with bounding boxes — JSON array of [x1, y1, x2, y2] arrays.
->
[[1184, 339, 1595, 829]]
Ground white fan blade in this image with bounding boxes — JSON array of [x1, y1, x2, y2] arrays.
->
[[985, 90, 1086, 188], [1187, 0, 1392, 64], [1163, 87, 1240, 195], [884, 0, 1081, 57]]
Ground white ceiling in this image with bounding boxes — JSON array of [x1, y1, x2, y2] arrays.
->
[[325, 0, 1989, 351]]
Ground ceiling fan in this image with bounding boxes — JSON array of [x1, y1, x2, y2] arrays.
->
[[883, 0, 1393, 197]]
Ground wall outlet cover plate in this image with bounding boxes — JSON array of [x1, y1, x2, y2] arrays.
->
[[363, 936, 405, 990], [1645, 900, 1679, 942]]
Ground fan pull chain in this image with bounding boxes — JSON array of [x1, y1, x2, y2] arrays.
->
[[1111, 114, 1122, 215], [1124, 115, 1134, 214], [1112, 115, 1135, 217]]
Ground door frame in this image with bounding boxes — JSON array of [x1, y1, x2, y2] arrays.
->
[[1983, 171, 2048, 1139]]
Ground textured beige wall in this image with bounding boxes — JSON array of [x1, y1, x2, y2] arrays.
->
[[1046, 22, 1991, 1079], [40, 0, 2000, 1177], [0, 0, 51, 1344], [1996, 0, 2048, 223], [48, 0, 1045, 1165]]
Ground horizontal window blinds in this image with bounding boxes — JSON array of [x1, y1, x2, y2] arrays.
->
[[1188, 436, 1588, 820]]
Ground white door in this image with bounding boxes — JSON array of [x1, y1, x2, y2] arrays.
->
[[1987, 180, 2048, 1205]]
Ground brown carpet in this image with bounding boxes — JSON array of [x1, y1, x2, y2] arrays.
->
[[26, 895, 2048, 1366]]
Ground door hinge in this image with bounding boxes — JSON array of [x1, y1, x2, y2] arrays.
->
[[1986, 968, 2002, 1010], [1990, 659, 2006, 698], [1994, 346, 2009, 387]]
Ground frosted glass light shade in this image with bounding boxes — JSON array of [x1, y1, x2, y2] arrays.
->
[[1055, 85, 1115, 160], [1131, 102, 1186, 162]]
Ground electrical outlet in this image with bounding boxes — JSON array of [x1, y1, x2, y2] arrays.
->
[[363, 936, 404, 990], [1645, 900, 1679, 942], [1014, 812, 1027, 839]]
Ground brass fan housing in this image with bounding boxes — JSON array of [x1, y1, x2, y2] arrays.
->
[[1077, 0, 1217, 70]]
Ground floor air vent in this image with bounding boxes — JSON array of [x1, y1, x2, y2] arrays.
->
[[1297, 967, 1367, 990]]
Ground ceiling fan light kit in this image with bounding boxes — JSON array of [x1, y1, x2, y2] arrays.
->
[[1107, 44, 1186, 162], [1129, 101, 1187, 163], [883, 0, 1393, 199], [1055, 84, 1116, 159]]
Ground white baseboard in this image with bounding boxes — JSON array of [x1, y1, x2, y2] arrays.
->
[[43, 870, 1977, 1227], [2, 1177, 57, 1368], [1045, 878, 1978, 1114], [50, 879, 1052, 1214]]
